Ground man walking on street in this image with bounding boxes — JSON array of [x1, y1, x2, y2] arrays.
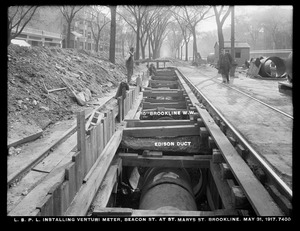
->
[[217, 48, 233, 84], [125, 47, 135, 85]]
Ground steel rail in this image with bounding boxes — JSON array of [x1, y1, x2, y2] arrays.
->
[[175, 68, 293, 200], [221, 82, 293, 119]]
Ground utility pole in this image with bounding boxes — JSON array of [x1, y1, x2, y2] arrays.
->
[[231, 5, 235, 60]]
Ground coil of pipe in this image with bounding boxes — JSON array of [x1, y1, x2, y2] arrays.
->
[[139, 167, 198, 211]]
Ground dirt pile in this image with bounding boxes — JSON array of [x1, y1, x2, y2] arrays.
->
[[7, 44, 127, 145]]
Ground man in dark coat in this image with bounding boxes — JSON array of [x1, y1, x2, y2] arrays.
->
[[218, 48, 233, 83], [125, 47, 135, 84]]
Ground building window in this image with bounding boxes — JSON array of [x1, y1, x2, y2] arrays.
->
[[87, 32, 91, 39], [17, 33, 27, 38], [29, 36, 42, 40], [87, 43, 91, 50], [235, 52, 241, 58], [45, 38, 53, 41]]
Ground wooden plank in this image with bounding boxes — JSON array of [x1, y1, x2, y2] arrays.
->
[[33, 132, 77, 173], [37, 194, 54, 216], [90, 127, 96, 165], [144, 98, 185, 103], [143, 91, 183, 98], [118, 153, 211, 168], [48, 182, 62, 216], [8, 120, 77, 185], [65, 163, 76, 204], [101, 117, 108, 147], [8, 161, 73, 216], [8, 129, 43, 148], [125, 119, 194, 127], [98, 123, 104, 156], [210, 161, 234, 209], [71, 151, 82, 193], [85, 134, 92, 175], [60, 181, 70, 215], [65, 130, 123, 216], [123, 125, 199, 137], [176, 69, 283, 216], [124, 92, 143, 120], [77, 111, 86, 182], [143, 102, 187, 109], [117, 96, 123, 122], [92, 207, 238, 216], [121, 135, 205, 154], [91, 159, 121, 208]]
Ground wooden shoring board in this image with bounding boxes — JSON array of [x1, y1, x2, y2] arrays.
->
[[143, 91, 183, 98], [123, 125, 199, 137], [90, 158, 122, 208], [149, 80, 178, 84], [118, 153, 211, 168], [144, 98, 185, 103], [65, 86, 142, 216], [65, 130, 123, 216], [209, 161, 234, 210], [125, 119, 195, 127], [8, 150, 76, 216], [143, 102, 187, 109], [120, 135, 204, 154], [92, 207, 238, 216], [151, 76, 177, 81], [33, 132, 77, 173], [124, 92, 143, 120], [176, 69, 283, 216]]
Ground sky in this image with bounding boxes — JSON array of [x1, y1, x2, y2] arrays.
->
[[198, 5, 293, 32]]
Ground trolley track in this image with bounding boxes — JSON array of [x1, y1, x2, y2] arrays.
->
[[175, 68, 292, 204]]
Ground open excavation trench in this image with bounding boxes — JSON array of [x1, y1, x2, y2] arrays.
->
[[90, 67, 256, 216]]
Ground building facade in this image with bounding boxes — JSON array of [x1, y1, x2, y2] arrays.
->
[[12, 27, 63, 47], [11, 6, 123, 55]]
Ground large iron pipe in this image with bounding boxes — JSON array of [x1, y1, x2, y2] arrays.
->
[[259, 56, 286, 77], [139, 167, 198, 211]]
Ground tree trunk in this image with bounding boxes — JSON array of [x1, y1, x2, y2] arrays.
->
[[135, 22, 141, 61], [67, 22, 71, 48], [192, 28, 197, 62], [109, 6, 116, 64], [95, 40, 99, 52], [185, 41, 189, 61], [218, 27, 224, 55]]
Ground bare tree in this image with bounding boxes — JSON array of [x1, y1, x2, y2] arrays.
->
[[60, 6, 84, 48], [167, 22, 183, 58], [171, 8, 192, 60], [86, 6, 110, 53], [148, 7, 172, 59], [118, 6, 149, 61], [180, 6, 212, 61], [8, 6, 39, 46], [213, 5, 231, 54], [140, 7, 161, 59], [109, 5, 117, 64]]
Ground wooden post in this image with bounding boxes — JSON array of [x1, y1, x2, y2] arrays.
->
[[117, 96, 123, 122], [72, 151, 82, 193], [77, 111, 86, 182]]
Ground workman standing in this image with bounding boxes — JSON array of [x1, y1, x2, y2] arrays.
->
[[125, 47, 135, 85], [217, 48, 233, 83]]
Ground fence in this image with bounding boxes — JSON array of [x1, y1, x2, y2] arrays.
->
[[8, 76, 143, 216]]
